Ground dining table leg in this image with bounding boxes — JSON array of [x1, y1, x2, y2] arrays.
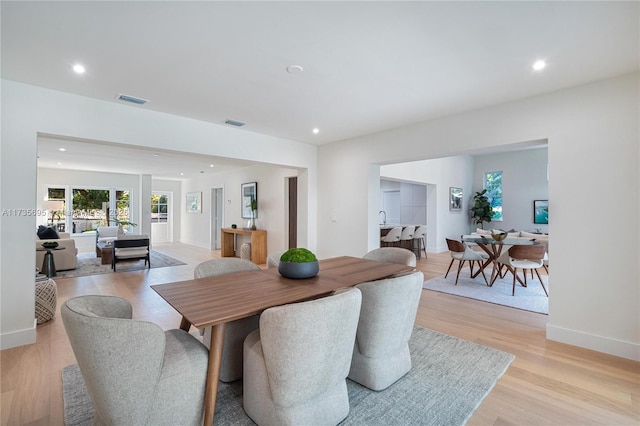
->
[[203, 323, 226, 426]]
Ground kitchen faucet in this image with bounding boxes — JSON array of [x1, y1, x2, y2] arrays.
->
[[379, 210, 387, 225]]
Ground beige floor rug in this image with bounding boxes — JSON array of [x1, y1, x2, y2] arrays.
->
[[54, 250, 186, 279], [62, 325, 515, 426]]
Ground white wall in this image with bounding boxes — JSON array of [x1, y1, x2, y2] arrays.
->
[[473, 147, 549, 233], [180, 164, 298, 254], [381, 155, 474, 253], [318, 73, 639, 361], [0, 80, 317, 349]]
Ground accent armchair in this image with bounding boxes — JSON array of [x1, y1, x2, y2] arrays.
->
[[363, 247, 416, 267], [243, 287, 362, 425], [193, 258, 261, 382], [61, 295, 209, 425], [348, 271, 424, 390]]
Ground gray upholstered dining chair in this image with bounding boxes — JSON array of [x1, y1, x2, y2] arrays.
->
[[61, 295, 208, 426], [193, 257, 261, 382], [363, 247, 417, 267], [243, 287, 362, 426], [348, 271, 424, 391]]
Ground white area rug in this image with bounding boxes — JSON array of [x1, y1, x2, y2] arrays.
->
[[423, 273, 549, 314]]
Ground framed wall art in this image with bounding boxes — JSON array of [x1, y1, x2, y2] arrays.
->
[[449, 187, 463, 211], [533, 199, 548, 224], [186, 191, 202, 214], [241, 182, 258, 219]]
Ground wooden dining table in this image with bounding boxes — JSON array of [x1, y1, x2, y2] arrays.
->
[[151, 256, 415, 425]]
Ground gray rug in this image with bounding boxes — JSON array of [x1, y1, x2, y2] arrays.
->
[[55, 250, 186, 279], [423, 273, 549, 314], [62, 326, 514, 426]]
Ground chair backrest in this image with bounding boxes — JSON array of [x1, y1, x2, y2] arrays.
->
[[113, 237, 149, 249], [400, 225, 415, 240], [446, 238, 466, 253], [61, 295, 166, 425], [258, 287, 362, 407], [508, 244, 546, 261], [363, 247, 416, 267], [413, 225, 427, 238], [382, 226, 402, 242], [353, 271, 424, 357], [194, 257, 260, 278], [97, 226, 123, 238], [266, 250, 286, 269]]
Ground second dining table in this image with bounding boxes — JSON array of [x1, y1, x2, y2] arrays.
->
[[461, 235, 540, 286], [151, 255, 415, 426]]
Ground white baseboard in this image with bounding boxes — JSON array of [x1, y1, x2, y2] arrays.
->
[[547, 324, 640, 362], [179, 239, 211, 250], [1, 319, 36, 350]]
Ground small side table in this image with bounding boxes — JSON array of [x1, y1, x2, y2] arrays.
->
[[36, 246, 66, 277], [35, 278, 57, 324]]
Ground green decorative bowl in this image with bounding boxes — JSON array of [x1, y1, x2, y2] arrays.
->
[[42, 241, 59, 249]]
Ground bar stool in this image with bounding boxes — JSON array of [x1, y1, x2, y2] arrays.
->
[[413, 225, 427, 259], [399, 225, 415, 250]]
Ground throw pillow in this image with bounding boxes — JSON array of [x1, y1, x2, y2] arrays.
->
[[37, 226, 60, 240]]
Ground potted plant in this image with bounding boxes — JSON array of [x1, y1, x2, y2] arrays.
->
[[278, 248, 319, 279], [470, 189, 494, 229]]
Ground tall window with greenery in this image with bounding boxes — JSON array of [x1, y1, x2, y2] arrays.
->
[[72, 189, 109, 232], [151, 194, 169, 223], [484, 171, 503, 221]]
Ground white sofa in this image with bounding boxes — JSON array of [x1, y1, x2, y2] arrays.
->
[[36, 232, 78, 271]]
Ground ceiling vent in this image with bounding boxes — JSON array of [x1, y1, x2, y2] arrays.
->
[[116, 93, 148, 105], [225, 119, 245, 127]]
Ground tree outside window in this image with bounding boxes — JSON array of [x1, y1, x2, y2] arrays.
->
[[484, 171, 503, 221]]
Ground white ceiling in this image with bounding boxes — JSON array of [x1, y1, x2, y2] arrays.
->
[[2, 1, 638, 178]]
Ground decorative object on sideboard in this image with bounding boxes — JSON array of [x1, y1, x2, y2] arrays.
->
[[278, 248, 319, 279]]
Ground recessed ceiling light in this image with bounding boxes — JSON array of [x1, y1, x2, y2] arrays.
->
[[312, 128, 319, 134], [532, 60, 547, 71], [72, 64, 85, 74], [57, 162, 62, 165], [286, 65, 304, 74], [152, 154, 159, 157], [180, 173, 184, 176], [209, 164, 215, 168], [58, 148, 66, 152]]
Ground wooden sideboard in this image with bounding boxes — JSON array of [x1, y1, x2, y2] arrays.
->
[[220, 228, 267, 264]]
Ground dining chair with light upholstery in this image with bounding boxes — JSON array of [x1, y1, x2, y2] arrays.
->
[[193, 258, 261, 382], [399, 225, 415, 250], [61, 295, 208, 426], [380, 226, 402, 247], [363, 247, 416, 267], [266, 250, 286, 269], [348, 270, 424, 391], [445, 238, 490, 286], [496, 244, 548, 296], [243, 287, 362, 426], [412, 225, 427, 258]]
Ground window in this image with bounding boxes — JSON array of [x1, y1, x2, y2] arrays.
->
[[151, 193, 169, 223], [484, 171, 503, 221], [46, 186, 133, 233], [46, 187, 67, 231]]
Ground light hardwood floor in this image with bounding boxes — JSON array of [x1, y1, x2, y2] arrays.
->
[[1, 244, 638, 425]]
